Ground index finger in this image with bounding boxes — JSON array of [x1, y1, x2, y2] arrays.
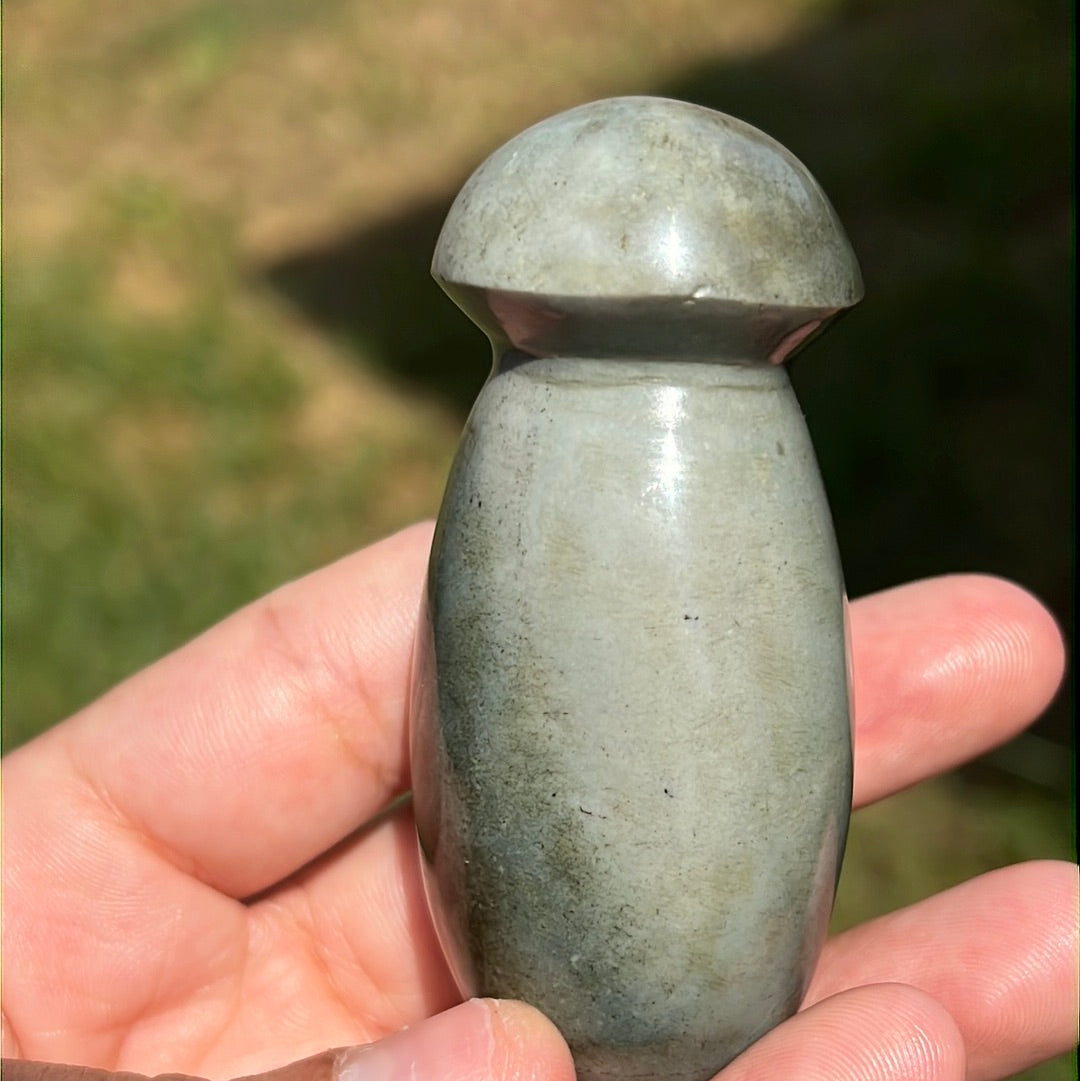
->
[[8, 522, 434, 900], [7, 531, 1065, 902]]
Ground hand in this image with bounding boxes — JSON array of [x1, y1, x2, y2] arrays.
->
[[2, 522, 1076, 1081]]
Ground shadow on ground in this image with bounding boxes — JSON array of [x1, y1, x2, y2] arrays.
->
[[261, 0, 1073, 753]]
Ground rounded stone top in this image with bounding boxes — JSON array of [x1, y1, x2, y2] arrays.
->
[[433, 96, 863, 311]]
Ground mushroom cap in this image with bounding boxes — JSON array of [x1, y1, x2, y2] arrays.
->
[[433, 97, 863, 311]]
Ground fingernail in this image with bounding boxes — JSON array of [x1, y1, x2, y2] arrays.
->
[[334, 1000, 495, 1081], [333, 1041, 405, 1081]]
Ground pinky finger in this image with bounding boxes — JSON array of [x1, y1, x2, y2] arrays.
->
[[716, 983, 966, 1081]]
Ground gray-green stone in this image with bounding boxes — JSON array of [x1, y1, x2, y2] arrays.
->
[[409, 97, 858, 1081]]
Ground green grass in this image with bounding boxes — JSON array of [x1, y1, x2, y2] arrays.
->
[[3, 180, 455, 747]]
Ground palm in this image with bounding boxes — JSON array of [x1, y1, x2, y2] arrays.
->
[[3, 524, 1076, 1081], [14, 804, 457, 1075]]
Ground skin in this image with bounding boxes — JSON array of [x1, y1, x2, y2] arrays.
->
[[2, 521, 1077, 1081]]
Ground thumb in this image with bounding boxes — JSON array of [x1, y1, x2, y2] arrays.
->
[[304, 1000, 575, 1081], [2, 1000, 576, 1081]]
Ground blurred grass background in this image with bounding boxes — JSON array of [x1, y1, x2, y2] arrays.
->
[[2, 0, 1074, 1075]]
